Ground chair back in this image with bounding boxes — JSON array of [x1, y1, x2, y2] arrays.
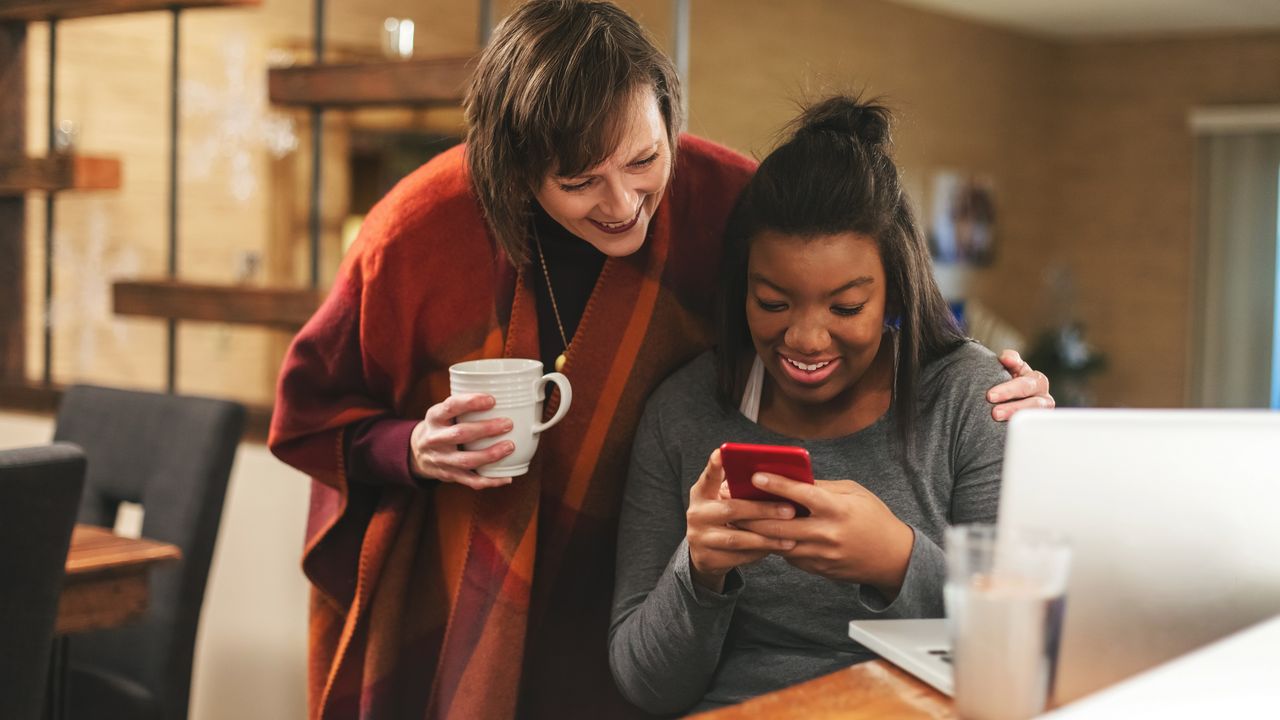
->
[[54, 385, 245, 720], [0, 443, 86, 720]]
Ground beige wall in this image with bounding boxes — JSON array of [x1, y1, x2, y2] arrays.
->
[[1050, 34, 1280, 407], [19, 1, 1280, 410]]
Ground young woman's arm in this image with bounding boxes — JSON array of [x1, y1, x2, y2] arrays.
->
[[608, 405, 739, 715]]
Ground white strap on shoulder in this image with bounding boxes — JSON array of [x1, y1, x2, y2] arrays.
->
[[738, 354, 765, 423]]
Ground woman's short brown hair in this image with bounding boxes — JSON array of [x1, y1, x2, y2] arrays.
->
[[464, 0, 684, 265]]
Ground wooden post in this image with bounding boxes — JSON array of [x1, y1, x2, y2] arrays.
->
[[0, 23, 27, 383]]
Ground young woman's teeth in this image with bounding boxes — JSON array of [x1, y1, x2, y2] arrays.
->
[[785, 358, 830, 372]]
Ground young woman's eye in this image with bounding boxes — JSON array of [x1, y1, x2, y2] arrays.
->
[[755, 299, 787, 313], [831, 304, 865, 317], [558, 178, 594, 192], [630, 152, 659, 168]]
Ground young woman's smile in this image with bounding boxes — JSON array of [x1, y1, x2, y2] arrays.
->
[[746, 230, 893, 437]]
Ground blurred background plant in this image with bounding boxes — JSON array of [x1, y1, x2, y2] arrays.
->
[[1027, 265, 1108, 407]]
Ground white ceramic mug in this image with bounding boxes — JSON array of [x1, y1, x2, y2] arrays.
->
[[448, 358, 572, 478]]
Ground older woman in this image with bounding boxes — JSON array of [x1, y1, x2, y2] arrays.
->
[[268, 1, 1053, 718]]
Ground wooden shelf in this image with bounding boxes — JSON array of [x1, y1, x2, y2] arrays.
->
[[113, 279, 324, 330], [268, 55, 475, 107], [0, 0, 259, 22], [0, 154, 120, 195], [0, 381, 273, 442], [0, 381, 63, 414]]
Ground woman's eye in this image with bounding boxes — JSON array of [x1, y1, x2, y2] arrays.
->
[[631, 152, 659, 168], [831, 304, 865, 317], [755, 299, 787, 312], [558, 178, 593, 192]]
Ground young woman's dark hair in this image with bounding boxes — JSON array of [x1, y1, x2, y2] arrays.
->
[[715, 95, 965, 442]]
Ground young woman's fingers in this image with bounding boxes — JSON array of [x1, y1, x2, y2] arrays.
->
[[749, 472, 824, 510], [734, 517, 822, 543], [698, 527, 795, 553], [692, 449, 727, 501]]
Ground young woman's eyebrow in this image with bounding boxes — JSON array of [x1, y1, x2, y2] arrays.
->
[[826, 277, 874, 297], [748, 273, 874, 296]]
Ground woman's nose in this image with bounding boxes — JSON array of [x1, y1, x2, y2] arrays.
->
[[597, 178, 636, 220]]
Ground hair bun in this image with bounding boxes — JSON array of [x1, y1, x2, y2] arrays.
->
[[794, 95, 892, 150]]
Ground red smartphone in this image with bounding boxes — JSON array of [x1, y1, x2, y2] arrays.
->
[[719, 442, 814, 517]]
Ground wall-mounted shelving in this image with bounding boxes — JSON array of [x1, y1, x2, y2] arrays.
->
[[0, 0, 258, 22], [268, 54, 474, 107], [113, 280, 324, 330], [0, 154, 120, 194]]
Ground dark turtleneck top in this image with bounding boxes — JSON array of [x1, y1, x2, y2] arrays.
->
[[528, 205, 608, 374]]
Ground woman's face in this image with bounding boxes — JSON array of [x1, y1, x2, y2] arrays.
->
[[746, 230, 888, 411], [533, 87, 671, 257]]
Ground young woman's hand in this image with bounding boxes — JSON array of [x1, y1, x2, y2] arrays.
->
[[409, 393, 517, 489], [988, 349, 1055, 421], [733, 474, 915, 599], [686, 449, 797, 593]]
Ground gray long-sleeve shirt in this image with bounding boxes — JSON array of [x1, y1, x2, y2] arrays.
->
[[609, 343, 1009, 715]]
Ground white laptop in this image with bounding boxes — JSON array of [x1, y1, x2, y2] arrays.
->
[[849, 409, 1280, 705]]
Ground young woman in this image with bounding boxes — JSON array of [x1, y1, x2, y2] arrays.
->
[[609, 96, 1008, 714], [269, 2, 1049, 717]]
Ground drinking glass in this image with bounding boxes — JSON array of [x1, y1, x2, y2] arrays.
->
[[945, 524, 1071, 720]]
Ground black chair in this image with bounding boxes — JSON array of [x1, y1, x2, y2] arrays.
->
[[54, 385, 245, 720], [0, 443, 87, 720]]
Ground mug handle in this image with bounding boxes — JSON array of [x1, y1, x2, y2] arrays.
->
[[532, 372, 572, 434]]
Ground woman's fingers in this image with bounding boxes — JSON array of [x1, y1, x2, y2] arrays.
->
[[990, 394, 1056, 421], [427, 392, 496, 424], [441, 470, 514, 490], [434, 442, 516, 471], [437, 416, 513, 446], [988, 349, 1055, 420]]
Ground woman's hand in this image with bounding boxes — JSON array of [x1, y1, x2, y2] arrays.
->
[[686, 450, 797, 593], [410, 393, 516, 490], [734, 474, 915, 599], [988, 349, 1055, 421]]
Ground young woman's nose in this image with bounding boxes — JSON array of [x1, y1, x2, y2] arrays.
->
[[784, 316, 830, 355]]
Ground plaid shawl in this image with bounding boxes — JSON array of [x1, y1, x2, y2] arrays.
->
[[269, 136, 754, 719]]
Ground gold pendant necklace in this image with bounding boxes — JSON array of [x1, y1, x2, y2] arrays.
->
[[533, 226, 570, 372]]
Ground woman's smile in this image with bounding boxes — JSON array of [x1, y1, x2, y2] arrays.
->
[[533, 87, 671, 257], [587, 202, 644, 234]]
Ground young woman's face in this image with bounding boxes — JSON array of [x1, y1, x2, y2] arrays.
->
[[746, 230, 888, 410], [533, 87, 671, 257]]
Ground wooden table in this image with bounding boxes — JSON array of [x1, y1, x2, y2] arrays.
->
[[57, 524, 182, 634], [690, 660, 957, 720], [45, 525, 182, 720]]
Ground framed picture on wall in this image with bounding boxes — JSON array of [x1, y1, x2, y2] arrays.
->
[[927, 170, 997, 267]]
